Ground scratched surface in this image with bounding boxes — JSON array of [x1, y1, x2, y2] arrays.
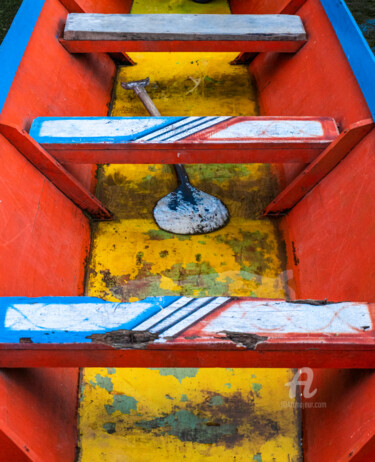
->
[[79, 0, 301, 460]]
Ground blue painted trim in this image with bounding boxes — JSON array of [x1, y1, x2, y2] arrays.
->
[[0, 296, 179, 344], [0, 0, 46, 115], [320, 0, 375, 120], [29, 117, 184, 144]]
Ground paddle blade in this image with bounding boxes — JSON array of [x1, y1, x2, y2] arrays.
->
[[153, 184, 229, 235]]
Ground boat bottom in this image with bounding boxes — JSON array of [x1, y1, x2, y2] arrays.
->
[[78, 48, 301, 462]]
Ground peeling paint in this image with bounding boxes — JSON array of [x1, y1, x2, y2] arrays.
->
[[209, 395, 224, 406], [79, 0, 300, 459], [252, 383, 263, 394], [136, 409, 239, 445], [223, 332, 268, 350], [103, 423, 116, 435], [90, 374, 113, 393], [87, 329, 158, 349], [150, 368, 199, 383], [105, 395, 138, 416]]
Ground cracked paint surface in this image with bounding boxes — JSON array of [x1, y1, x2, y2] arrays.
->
[[79, 0, 301, 460]]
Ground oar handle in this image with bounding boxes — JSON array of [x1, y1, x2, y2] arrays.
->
[[123, 78, 191, 185], [133, 85, 161, 117], [174, 164, 190, 185]]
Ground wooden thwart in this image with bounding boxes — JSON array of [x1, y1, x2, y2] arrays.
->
[[0, 296, 374, 368], [29, 116, 338, 164], [265, 119, 375, 214], [0, 124, 112, 220], [231, 0, 308, 65], [61, 13, 307, 53]]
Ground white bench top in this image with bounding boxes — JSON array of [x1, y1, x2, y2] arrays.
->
[[63, 13, 307, 42], [30, 116, 338, 144]]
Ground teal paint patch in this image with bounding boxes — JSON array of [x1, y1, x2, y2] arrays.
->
[[94, 374, 113, 393], [252, 383, 262, 393], [209, 395, 224, 406], [135, 409, 237, 444], [150, 368, 199, 383], [106, 368, 116, 375], [180, 394, 189, 402], [251, 374, 257, 379], [105, 395, 138, 415], [80, 384, 86, 402], [165, 394, 175, 400], [224, 383, 232, 389], [253, 453, 262, 462], [103, 422, 116, 434]]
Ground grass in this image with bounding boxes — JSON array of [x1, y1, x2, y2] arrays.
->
[[0, 0, 23, 44]]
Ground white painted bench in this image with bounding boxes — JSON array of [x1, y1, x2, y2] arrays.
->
[[29, 116, 339, 164], [0, 296, 374, 367], [61, 14, 307, 53]]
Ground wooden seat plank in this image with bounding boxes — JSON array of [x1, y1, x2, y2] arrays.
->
[[29, 116, 339, 164], [61, 13, 307, 53], [0, 296, 374, 368]]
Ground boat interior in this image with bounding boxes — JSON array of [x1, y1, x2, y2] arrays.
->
[[0, 0, 374, 460]]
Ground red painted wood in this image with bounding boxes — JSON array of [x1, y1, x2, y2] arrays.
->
[[59, 38, 306, 53], [58, 0, 85, 13], [58, 0, 135, 64], [0, 0, 117, 457], [249, 0, 373, 302], [230, 0, 308, 64], [0, 369, 79, 462], [71, 0, 133, 14], [265, 119, 374, 214], [0, 134, 89, 297], [0, 124, 112, 220], [0, 429, 32, 462], [45, 144, 331, 164], [302, 370, 375, 462], [230, 0, 306, 14], [350, 435, 375, 462], [0, 347, 374, 368]]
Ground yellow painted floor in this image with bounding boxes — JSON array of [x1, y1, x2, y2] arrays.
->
[[79, 1, 301, 461]]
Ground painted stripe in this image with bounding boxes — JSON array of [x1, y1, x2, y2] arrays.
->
[[320, 0, 375, 119], [202, 301, 372, 334], [209, 120, 325, 139], [161, 116, 231, 141], [0, 0, 46, 114], [137, 117, 208, 141], [30, 117, 183, 144], [1, 296, 177, 344], [133, 296, 193, 331], [159, 297, 231, 338], [150, 297, 215, 333]]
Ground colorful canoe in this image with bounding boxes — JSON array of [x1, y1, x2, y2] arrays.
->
[[0, 0, 374, 461]]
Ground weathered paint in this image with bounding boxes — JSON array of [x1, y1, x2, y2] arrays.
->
[[78, 0, 301, 460], [80, 367, 301, 461], [0, 296, 372, 345], [31, 116, 338, 143], [63, 13, 306, 42]]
